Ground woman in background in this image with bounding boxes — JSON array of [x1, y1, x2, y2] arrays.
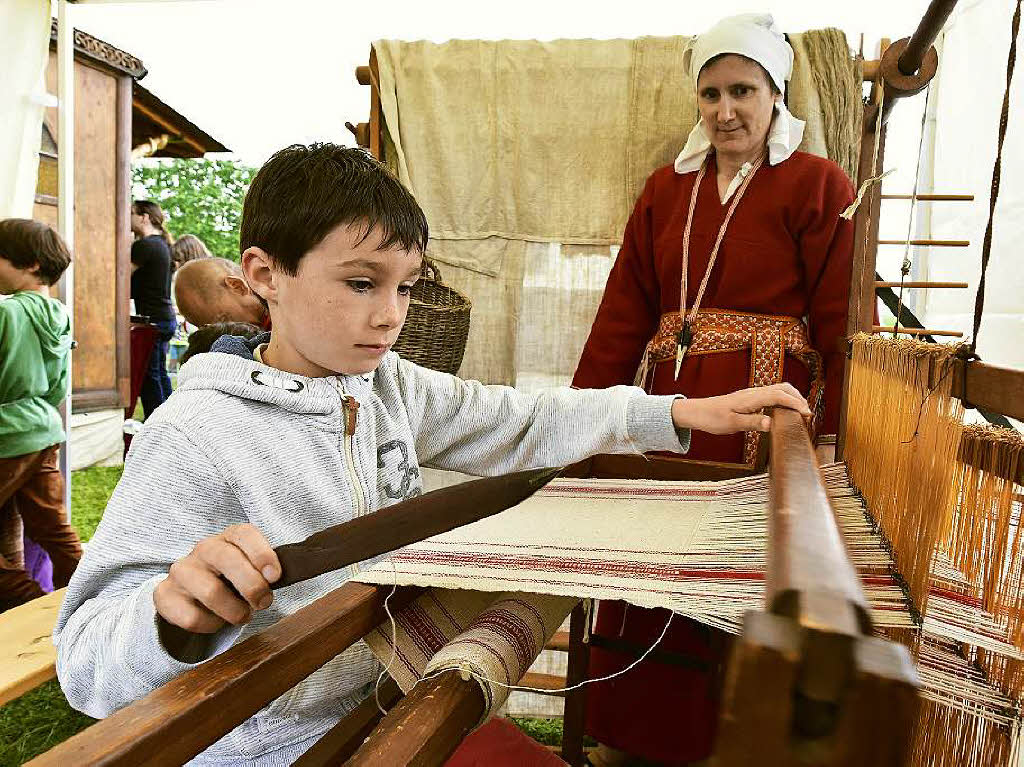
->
[[170, 233, 212, 273], [574, 14, 856, 765], [130, 200, 176, 418]]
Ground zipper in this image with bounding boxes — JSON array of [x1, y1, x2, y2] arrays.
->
[[337, 384, 368, 520]]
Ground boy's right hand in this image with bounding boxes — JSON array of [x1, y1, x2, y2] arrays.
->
[[154, 524, 281, 634]]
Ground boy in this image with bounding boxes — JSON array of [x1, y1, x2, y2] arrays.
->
[[55, 144, 808, 765], [0, 219, 81, 610]]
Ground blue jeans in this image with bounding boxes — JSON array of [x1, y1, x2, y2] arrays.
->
[[140, 319, 177, 420]]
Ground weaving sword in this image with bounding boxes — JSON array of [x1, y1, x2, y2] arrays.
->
[[269, 466, 563, 589]]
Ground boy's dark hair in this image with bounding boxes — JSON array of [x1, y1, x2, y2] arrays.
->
[[181, 322, 262, 364], [239, 144, 429, 275], [0, 218, 72, 286]]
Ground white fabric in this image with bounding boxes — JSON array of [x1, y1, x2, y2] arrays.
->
[[913, 0, 1024, 383], [0, 0, 50, 219], [683, 13, 794, 96], [673, 102, 806, 202]]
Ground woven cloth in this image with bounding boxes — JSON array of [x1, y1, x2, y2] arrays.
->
[[364, 589, 574, 723], [355, 467, 913, 636]]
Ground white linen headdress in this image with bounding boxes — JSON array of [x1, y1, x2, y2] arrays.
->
[[675, 13, 805, 173]]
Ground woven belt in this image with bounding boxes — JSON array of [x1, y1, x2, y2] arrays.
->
[[639, 309, 824, 465]]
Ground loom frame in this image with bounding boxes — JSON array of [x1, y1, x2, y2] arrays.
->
[[33, 1, 1024, 764]]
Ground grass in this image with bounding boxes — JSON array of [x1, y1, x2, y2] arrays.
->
[[0, 463, 567, 763], [0, 465, 121, 764], [68, 466, 123, 543], [0, 681, 95, 767]]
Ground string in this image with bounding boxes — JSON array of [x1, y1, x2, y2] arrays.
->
[[370, 550, 676, 701], [411, 611, 675, 697], [894, 84, 932, 337], [373, 559, 400, 716]]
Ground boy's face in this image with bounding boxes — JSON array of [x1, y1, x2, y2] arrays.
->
[[252, 224, 422, 378], [0, 256, 40, 295]]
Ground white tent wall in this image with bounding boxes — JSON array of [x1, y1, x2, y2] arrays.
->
[[919, 0, 1023, 370], [0, 1, 51, 219]]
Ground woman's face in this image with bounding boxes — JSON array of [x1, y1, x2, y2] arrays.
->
[[696, 54, 779, 161]]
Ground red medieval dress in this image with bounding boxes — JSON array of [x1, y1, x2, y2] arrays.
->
[[572, 150, 855, 764]]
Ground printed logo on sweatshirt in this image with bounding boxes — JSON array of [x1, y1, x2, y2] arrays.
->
[[377, 440, 421, 500]]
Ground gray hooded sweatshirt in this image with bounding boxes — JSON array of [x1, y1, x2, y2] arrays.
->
[[54, 335, 689, 765]]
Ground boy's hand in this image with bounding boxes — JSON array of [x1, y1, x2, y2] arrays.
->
[[671, 383, 811, 435], [154, 524, 281, 634]]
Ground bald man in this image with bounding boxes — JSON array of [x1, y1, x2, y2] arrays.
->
[[173, 257, 269, 328]]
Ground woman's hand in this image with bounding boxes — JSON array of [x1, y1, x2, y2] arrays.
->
[[671, 383, 811, 435], [154, 524, 281, 634]]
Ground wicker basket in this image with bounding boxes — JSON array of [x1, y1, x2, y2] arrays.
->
[[393, 259, 472, 375]]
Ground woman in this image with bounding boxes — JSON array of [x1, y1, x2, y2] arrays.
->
[[574, 15, 855, 765], [130, 200, 177, 418], [170, 233, 212, 272]]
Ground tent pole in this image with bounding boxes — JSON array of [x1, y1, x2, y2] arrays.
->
[[57, 0, 75, 520]]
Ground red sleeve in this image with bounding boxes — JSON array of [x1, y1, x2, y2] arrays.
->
[[796, 163, 856, 437], [572, 176, 662, 389]]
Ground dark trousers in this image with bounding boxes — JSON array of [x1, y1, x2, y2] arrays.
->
[[0, 445, 82, 609], [140, 318, 177, 419]]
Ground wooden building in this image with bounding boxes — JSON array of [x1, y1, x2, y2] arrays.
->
[[33, 22, 227, 468]]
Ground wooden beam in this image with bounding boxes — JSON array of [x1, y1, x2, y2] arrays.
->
[[838, 98, 887, 460], [368, 49, 383, 161], [519, 672, 568, 695], [345, 671, 486, 767], [767, 408, 871, 636], [562, 453, 758, 482], [560, 602, 590, 767], [0, 589, 65, 707], [881, 193, 974, 201], [877, 239, 969, 246], [131, 101, 205, 156], [874, 281, 968, 288], [953, 360, 1024, 423], [28, 584, 420, 767], [717, 407, 919, 765], [899, 0, 960, 76], [873, 326, 964, 337], [115, 75, 132, 409], [544, 630, 571, 652], [292, 678, 402, 766]]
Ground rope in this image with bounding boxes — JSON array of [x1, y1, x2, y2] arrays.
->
[[894, 84, 932, 337], [970, 0, 1021, 354]]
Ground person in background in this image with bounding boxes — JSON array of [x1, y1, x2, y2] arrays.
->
[[131, 200, 177, 418], [574, 14, 856, 766], [173, 257, 270, 329], [170, 233, 212, 273], [0, 219, 82, 610], [180, 321, 261, 365]]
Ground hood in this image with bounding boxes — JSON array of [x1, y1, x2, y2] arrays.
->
[[177, 333, 377, 416], [12, 291, 72, 359]]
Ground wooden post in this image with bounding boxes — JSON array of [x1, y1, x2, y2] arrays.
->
[[837, 47, 888, 460], [344, 671, 486, 766], [560, 601, 590, 766], [293, 679, 402, 766]]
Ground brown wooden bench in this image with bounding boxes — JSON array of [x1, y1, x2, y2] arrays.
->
[[0, 588, 66, 706]]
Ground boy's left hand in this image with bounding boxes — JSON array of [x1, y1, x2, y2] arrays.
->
[[671, 383, 811, 435]]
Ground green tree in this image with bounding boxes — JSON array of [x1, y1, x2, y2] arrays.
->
[[132, 159, 256, 261]]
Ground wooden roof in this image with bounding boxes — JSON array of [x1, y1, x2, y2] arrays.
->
[[49, 21, 229, 157], [49, 20, 147, 79], [132, 83, 230, 158]]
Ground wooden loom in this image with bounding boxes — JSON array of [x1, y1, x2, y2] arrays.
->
[[32, 1, 1024, 765]]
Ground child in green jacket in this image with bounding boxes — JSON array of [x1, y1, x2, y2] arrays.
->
[[0, 218, 81, 609]]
